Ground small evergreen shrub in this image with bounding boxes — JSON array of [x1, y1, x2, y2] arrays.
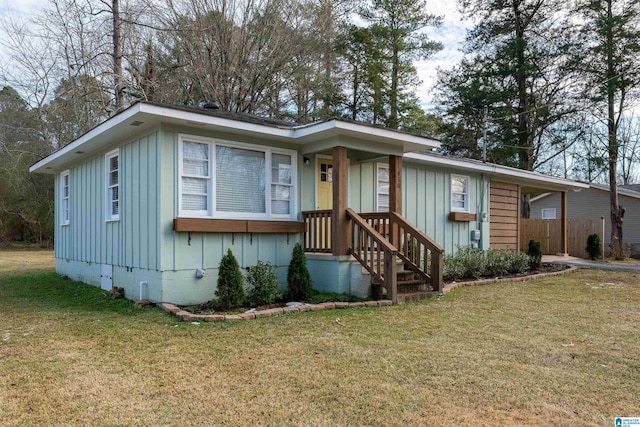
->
[[443, 253, 465, 281], [486, 249, 511, 277], [287, 243, 313, 300], [245, 261, 281, 307], [216, 249, 245, 310], [527, 240, 542, 270], [443, 246, 532, 281], [508, 251, 531, 275], [457, 246, 487, 279], [586, 233, 602, 260]]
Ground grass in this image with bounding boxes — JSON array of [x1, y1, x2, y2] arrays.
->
[[1, 251, 639, 425]]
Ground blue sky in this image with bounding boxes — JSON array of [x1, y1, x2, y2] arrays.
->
[[0, 0, 468, 107]]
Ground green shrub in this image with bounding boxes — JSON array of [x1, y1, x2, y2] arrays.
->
[[215, 249, 245, 310], [486, 249, 511, 277], [443, 246, 532, 281], [508, 251, 531, 275], [245, 261, 281, 307], [457, 246, 487, 279], [287, 243, 313, 300], [443, 253, 465, 281], [443, 246, 486, 280], [527, 240, 542, 270], [586, 233, 602, 260]]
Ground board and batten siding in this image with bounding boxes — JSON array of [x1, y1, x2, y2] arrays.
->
[[489, 181, 520, 250], [350, 160, 490, 255], [158, 128, 302, 275], [530, 189, 640, 245], [54, 130, 161, 270]]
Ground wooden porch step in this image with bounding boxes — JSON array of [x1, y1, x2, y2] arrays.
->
[[396, 291, 440, 304], [397, 270, 416, 281]]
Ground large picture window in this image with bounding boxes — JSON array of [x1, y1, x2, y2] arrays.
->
[[61, 170, 70, 225], [106, 150, 120, 221], [451, 175, 470, 212], [376, 163, 389, 212], [179, 135, 296, 220]]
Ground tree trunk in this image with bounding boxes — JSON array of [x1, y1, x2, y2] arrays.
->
[[605, 0, 625, 259], [113, 0, 123, 111], [389, 41, 399, 129], [513, 0, 530, 171]]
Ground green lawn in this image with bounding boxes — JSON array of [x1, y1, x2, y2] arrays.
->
[[0, 251, 638, 426]]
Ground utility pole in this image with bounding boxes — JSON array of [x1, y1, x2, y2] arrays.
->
[[482, 105, 488, 163]]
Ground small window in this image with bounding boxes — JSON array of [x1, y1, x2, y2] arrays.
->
[[61, 171, 70, 225], [451, 175, 470, 212], [377, 164, 389, 212], [541, 208, 556, 219], [106, 150, 120, 221]]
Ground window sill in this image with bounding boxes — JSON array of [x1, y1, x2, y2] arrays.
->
[[173, 218, 305, 233], [448, 211, 477, 222]]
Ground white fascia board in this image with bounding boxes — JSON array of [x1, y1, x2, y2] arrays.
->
[[405, 152, 589, 191], [140, 103, 296, 138], [30, 104, 143, 174], [291, 120, 441, 151], [31, 103, 441, 174]]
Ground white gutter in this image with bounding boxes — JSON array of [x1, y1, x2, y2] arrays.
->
[[404, 152, 589, 190]]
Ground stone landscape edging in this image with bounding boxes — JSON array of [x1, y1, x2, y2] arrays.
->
[[160, 300, 393, 322], [161, 266, 579, 322], [441, 266, 579, 295]]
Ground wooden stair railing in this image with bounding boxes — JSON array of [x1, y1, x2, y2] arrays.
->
[[389, 212, 444, 292], [346, 208, 399, 303], [360, 211, 444, 293], [302, 210, 332, 253]]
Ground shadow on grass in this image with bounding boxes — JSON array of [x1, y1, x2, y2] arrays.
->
[[0, 271, 168, 319]]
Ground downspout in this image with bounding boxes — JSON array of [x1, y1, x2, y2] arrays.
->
[[139, 281, 148, 300]]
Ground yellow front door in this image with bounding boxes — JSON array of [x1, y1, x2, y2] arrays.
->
[[317, 158, 333, 209]]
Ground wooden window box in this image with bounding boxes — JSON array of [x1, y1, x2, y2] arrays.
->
[[448, 212, 477, 222], [173, 218, 305, 233]]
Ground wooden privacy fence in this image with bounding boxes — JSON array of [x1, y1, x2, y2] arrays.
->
[[520, 218, 604, 258]]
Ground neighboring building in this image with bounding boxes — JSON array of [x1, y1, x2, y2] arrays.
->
[[530, 184, 640, 254], [30, 102, 586, 304]]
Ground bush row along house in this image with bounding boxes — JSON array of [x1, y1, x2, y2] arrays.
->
[[30, 102, 587, 304]]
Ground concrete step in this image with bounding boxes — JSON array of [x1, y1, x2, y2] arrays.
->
[[397, 280, 429, 293]]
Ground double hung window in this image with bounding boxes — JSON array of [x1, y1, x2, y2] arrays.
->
[[61, 171, 70, 225], [106, 150, 120, 221], [179, 135, 296, 220], [451, 175, 470, 212], [376, 164, 389, 212]]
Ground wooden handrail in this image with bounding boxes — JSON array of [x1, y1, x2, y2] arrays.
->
[[389, 212, 444, 254], [389, 211, 444, 292], [346, 208, 398, 303]]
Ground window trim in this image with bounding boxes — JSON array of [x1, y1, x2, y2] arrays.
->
[[60, 170, 70, 226], [451, 174, 470, 212], [178, 134, 297, 221], [541, 208, 556, 219], [376, 163, 389, 212], [105, 149, 120, 221]]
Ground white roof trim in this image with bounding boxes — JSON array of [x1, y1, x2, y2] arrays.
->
[[404, 152, 589, 191], [31, 103, 440, 174]]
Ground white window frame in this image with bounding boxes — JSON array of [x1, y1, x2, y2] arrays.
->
[[60, 170, 70, 225], [105, 149, 120, 221], [541, 208, 556, 219], [451, 174, 470, 212], [178, 134, 297, 221], [376, 163, 389, 212]]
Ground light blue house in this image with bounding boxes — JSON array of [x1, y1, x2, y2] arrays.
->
[[30, 102, 585, 304]]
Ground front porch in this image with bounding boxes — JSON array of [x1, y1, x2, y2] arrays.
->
[[300, 147, 443, 303]]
